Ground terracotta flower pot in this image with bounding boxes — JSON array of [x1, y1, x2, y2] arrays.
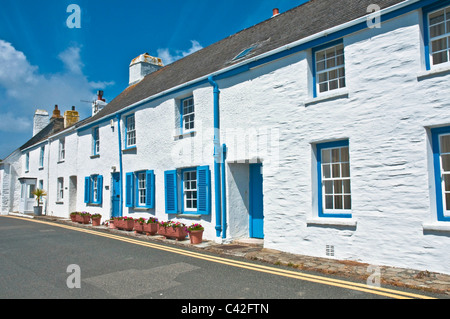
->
[[92, 218, 101, 226], [81, 215, 91, 225], [158, 224, 187, 241], [75, 214, 83, 223], [189, 230, 204, 244], [144, 223, 158, 236], [116, 219, 134, 231], [70, 214, 77, 222], [109, 221, 117, 229], [134, 220, 145, 234]]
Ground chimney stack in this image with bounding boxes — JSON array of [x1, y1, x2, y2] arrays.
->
[[64, 106, 80, 128], [51, 105, 63, 120], [92, 91, 108, 116], [33, 109, 49, 136], [129, 53, 164, 86], [272, 8, 280, 17]]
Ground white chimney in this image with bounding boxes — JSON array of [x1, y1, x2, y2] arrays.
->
[[129, 53, 164, 86], [92, 90, 107, 116], [33, 109, 49, 136]]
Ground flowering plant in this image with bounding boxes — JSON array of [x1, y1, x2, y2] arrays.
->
[[80, 212, 91, 216], [171, 221, 186, 229], [159, 220, 174, 228], [91, 213, 102, 219], [146, 217, 158, 224], [135, 217, 146, 224], [187, 223, 204, 232], [122, 216, 134, 221]]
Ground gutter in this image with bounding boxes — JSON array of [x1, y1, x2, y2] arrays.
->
[[74, 0, 423, 133], [207, 76, 222, 238]]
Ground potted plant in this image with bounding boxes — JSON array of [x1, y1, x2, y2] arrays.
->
[[158, 220, 187, 241], [70, 212, 78, 222], [143, 217, 158, 236], [91, 214, 102, 226], [115, 216, 134, 231], [108, 219, 117, 229], [187, 223, 204, 244], [31, 188, 47, 216], [79, 212, 91, 224], [134, 217, 146, 234]]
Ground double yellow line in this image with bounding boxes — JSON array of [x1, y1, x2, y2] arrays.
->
[[3, 216, 436, 299]]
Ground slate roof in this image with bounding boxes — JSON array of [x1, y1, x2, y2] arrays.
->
[[20, 0, 406, 151], [78, 0, 404, 128]]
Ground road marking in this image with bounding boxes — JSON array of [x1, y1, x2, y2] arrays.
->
[[2, 216, 437, 299]]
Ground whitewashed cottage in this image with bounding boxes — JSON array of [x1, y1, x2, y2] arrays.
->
[[1, 0, 450, 275]]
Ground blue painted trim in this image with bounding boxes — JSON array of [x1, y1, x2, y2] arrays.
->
[[316, 140, 352, 219], [208, 76, 222, 237], [422, 0, 450, 70], [221, 144, 227, 239], [431, 126, 450, 222], [164, 170, 178, 214], [116, 114, 124, 217], [124, 114, 136, 149], [180, 96, 194, 134]]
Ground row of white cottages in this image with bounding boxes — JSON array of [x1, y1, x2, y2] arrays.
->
[[1, 0, 450, 275]]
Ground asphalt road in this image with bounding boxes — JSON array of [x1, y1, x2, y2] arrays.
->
[[0, 216, 441, 305]]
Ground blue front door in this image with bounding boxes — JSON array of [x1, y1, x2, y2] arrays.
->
[[249, 163, 264, 239], [111, 173, 121, 218]]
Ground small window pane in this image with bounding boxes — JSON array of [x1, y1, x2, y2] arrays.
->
[[344, 195, 352, 210], [430, 9, 445, 25], [325, 196, 334, 209], [319, 83, 328, 93], [334, 180, 343, 194], [332, 149, 340, 162], [342, 163, 350, 178], [442, 154, 450, 172], [334, 195, 343, 209], [444, 174, 450, 191], [433, 51, 448, 65], [440, 135, 450, 153], [322, 149, 331, 163], [324, 181, 333, 194], [432, 38, 447, 52], [343, 179, 351, 193], [329, 79, 338, 90], [332, 164, 341, 178], [430, 23, 445, 38], [323, 165, 331, 178], [446, 193, 450, 211]]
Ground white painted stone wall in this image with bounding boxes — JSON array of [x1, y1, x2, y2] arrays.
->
[[217, 11, 450, 274]]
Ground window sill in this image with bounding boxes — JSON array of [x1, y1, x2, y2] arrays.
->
[[304, 89, 349, 107], [132, 207, 151, 211], [422, 222, 450, 232], [417, 65, 450, 81], [55, 201, 64, 205], [38, 167, 44, 171], [90, 154, 100, 159], [122, 146, 137, 153], [176, 213, 202, 219], [57, 160, 65, 164], [174, 130, 196, 140], [306, 217, 357, 227]]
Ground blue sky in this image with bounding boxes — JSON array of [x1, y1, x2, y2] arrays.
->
[[0, 0, 308, 159]]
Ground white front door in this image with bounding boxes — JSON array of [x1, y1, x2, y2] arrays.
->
[[19, 179, 37, 214]]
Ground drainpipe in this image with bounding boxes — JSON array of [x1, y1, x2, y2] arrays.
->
[[116, 114, 124, 217], [221, 144, 227, 239], [207, 76, 222, 238]]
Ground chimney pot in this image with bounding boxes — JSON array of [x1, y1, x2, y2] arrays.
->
[[272, 8, 280, 17]]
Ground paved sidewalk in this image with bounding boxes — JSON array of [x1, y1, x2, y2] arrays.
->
[[27, 215, 450, 296]]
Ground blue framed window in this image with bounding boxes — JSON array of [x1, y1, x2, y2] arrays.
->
[[125, 170, 155, 209], [92, 127, 100, 155], [316, 140, 352, 218], [164, 166, 211, 215], [312, 40, 346, 97], [125, 114, 136, 148], [431, 126, 450, 222], [180, 96, 195, 133], [39, 146, 45, 168], [423, 1, 450, 70], [84, 175, 103, 205]]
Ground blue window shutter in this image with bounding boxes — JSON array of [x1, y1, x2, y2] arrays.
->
[[164, 170, 178, 214], [97, 175, 103, 204], [125, 172, 134, 207], [84, 177, 90, 203], [197, 166, 211, 215], [146, 170, 155, 208]]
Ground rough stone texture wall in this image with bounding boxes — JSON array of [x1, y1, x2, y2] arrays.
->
[[219, 11, 450, 274]]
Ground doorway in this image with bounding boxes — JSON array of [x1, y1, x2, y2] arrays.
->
[[19, 178, 37, 214], [111, 172, 121, 218], [249, 163, 264, 239]]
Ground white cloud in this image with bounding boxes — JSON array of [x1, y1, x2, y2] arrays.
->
[[0, 40, 115, 133], [157, 40, 203, 65]]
